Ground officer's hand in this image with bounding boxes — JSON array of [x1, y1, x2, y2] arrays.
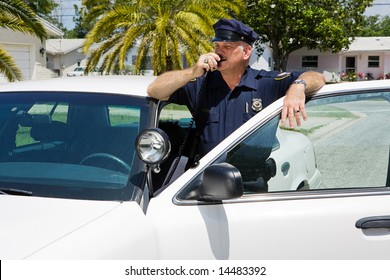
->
[[281, 84, 307, 128], [195, 53, 220, 76]]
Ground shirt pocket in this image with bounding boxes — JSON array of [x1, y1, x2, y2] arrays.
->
[[201, 110, 219, 145], [206, 111, 219, 124]]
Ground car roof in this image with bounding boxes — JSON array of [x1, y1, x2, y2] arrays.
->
[[0, 75, 157, 97], [316, 79, 390, 95], [1, 75, 390, 97]]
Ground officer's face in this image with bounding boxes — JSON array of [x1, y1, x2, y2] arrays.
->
[[213, 42, 251, 70]]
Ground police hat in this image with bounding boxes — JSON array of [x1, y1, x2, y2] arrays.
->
[[212, 18, 259, 45]]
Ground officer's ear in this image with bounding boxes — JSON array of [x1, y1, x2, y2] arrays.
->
[[243, 44, 252, 59]]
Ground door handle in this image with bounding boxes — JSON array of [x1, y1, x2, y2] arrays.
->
[[356, 216, 390, 229]]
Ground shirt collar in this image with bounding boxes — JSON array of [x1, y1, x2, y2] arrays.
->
[[208, 66, 259, 90], [237, 66, 258, 89]]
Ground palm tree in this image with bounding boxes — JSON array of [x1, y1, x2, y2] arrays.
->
[[0, 0, 47, 81], [83, 0, 244, 75]]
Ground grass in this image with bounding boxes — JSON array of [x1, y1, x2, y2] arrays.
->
[[306, 105, 357, 118], [163, 103, 188, 111], [16, 127, 37, 146], [291, 125, 326, 136]]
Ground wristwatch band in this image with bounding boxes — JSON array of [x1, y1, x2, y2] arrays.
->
[[292, 79, 307, 90]]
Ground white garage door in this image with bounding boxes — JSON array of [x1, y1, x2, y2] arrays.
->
[[1, 44, 31, 82]]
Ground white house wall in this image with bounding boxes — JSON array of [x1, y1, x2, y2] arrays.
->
[[288, 44, 390, 79], [250, 45, 273, 70], [286, 47, 339, 74], [385, 53, 390, 76], [0, 29, 46, 81], [340, 51, 385, 78], [48, 50, 87, 77]]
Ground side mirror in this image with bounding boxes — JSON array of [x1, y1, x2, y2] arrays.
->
[[200, 163, 243, 201]]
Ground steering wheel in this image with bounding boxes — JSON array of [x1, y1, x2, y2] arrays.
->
[[80, 153, 131, 173]]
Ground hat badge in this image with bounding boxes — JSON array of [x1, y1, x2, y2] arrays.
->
[[251, 98, 262, 112]]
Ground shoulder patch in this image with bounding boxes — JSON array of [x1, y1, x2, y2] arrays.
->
[[274, 72, 291, 80]]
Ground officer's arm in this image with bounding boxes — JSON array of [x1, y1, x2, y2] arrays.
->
[[147, 68, 197, 101], [297, 71, 326, 96], [281, 71, 325, 128], [147, 53, 218, 101]]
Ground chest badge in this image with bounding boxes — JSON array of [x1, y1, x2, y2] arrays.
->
[[251, 98, 263, 112]]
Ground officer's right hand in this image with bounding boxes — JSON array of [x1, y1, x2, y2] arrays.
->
[[193, 53, 220, 77]]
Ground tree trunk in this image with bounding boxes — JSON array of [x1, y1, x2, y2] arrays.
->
[[272, 50, 289, 72]]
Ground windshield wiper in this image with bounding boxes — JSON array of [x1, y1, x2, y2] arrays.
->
[[0, 188, 33, 196]]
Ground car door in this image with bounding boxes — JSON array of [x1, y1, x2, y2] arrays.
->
[[148, 88, 390, 259]]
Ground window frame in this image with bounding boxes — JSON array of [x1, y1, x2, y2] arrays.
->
[[368, 55, 380, 68], [302, 55, 318, 68]]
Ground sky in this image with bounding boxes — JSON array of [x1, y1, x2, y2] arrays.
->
[[54, 0, 390, 30], [53, 0, 81, 29], [365, 0, 390, 16]]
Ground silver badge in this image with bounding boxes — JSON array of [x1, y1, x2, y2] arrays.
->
[[251, 98, 262, 112]]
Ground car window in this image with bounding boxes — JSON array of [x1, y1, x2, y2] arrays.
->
[[242, 91, 390, 193], [108, 105, 140, 127], [225, 116, 279, 193], [159, 103, 192, 122], [229, 91, 390, 193], [0, 92, 148, 201], [176, 90, 390, 200], [298, 92, 390, 190], [152, 104, 193, 190]]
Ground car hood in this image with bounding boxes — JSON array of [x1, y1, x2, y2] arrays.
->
[[0, 195, 121, 259]]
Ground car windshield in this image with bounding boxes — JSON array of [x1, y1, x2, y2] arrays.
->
[[0, 91, 152, 201]]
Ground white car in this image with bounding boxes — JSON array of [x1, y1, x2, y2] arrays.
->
[[0, 76, 389, 259], [66, 66, 99, 77]]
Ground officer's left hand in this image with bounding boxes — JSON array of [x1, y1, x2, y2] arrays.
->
[[281, 84, 307, 128]]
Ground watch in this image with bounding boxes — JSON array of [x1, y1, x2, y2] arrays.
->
[[292, 79, 307, 90]]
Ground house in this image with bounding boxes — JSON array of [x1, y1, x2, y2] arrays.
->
[[4, 26, 388, 82], [46, 39, 88, 76], [0, 18, 63, 82], [250, 42, 273, 71], [286, 37, 390, 81], [46, 36, 390, 81], [46, 39, 154, 76]]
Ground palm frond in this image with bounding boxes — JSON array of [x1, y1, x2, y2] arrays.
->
[[0, 48, 23, 82], [83, 0, 245, 75], [0, 0, 46, 41]]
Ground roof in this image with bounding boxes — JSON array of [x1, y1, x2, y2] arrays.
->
[[39, 17, 63, 38], [0, 75, 157, 97], [46, 39, 85, 55], [345, 37, 390, 52]]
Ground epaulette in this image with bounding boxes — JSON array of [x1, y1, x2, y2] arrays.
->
[[274, 72, 291, 80], [256, 70, 291, 80]]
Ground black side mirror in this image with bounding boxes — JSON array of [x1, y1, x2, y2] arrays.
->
[[200, 163, 243, 201]]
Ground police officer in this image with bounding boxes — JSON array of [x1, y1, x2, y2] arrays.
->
[[147, 18, 325, 156]]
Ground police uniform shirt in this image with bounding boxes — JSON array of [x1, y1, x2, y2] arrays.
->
[[168, 66, 304, 155]]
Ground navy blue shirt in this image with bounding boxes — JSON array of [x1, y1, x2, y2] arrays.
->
[[169, 66, 303, 154]]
